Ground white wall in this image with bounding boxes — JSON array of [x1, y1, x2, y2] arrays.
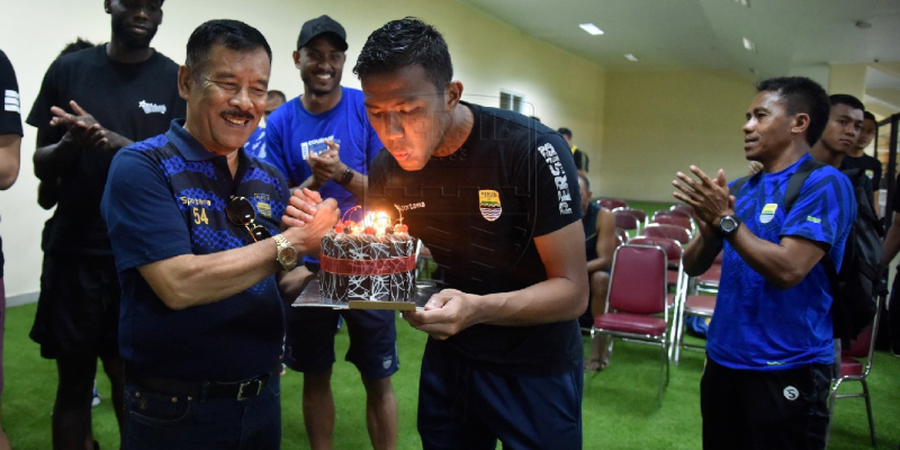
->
[[0, 0, 606, 297]]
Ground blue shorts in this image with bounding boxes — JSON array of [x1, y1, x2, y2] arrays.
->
[[417, 339, 583, 450], [283, 306, 398, 379]]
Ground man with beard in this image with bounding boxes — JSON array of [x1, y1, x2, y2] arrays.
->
[[261, 15, 395, 450], [27, 1, 185, 448]]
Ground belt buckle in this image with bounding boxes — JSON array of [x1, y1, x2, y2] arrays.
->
[[236, 379, 262, 401]]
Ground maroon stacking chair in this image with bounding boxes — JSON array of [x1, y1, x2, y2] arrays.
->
[[612, 206, 648, 224], [657, 208, 693, 221], [613, 211, 642, 235], [597, 198, 628, 210], [629, 235, 686, 359], [591, 243, 670, 405], [693, 251, 723, 294], [674, 294, 716, 363], [674, 251, 723, 363], [641, 223, 691, 245], [651, 214, 694, 234], [670, 203, 694, 218], [827, 296, 882, 447]]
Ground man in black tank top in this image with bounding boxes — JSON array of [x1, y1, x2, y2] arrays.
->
[[578, 174, 617, 372]]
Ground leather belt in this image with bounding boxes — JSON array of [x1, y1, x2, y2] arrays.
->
[[128, 370, 276, 401]]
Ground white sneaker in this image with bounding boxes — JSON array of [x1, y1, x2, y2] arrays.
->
[[92, 380, 101, 408]]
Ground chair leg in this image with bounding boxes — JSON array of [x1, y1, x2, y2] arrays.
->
[[861, 379, 877, 446], [657, 338, 669, 407], [824, 378, 838, 449], [673, 312, 685, 364]]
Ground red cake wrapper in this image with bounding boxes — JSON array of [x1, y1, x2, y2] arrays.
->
[[319, 253, 417, 276]]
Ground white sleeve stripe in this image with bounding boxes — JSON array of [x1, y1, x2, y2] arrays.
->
[[4, 90, 20, 113]]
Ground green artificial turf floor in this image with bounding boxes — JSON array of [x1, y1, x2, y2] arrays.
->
[[3, 301, 900, 449]]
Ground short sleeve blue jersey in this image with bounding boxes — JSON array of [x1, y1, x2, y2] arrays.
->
[[708, 153, 856, 370]]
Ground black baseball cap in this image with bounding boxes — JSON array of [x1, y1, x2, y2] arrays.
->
[[297, 15, 348, 51]]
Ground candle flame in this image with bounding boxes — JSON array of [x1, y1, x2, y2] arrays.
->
[[338, 210, 406, 237]]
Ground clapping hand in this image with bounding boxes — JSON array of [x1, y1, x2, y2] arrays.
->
[[672, 165, 735, 235], [308, 140, 345, 186]]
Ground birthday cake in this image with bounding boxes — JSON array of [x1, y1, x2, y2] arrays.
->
[[319, 210, 417, 303]]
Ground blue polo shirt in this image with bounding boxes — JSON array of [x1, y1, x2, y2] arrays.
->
[[102, 120, 289, 381], [709, 154, 855, 370]]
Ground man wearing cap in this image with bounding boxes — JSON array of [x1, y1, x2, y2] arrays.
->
[[261, 15, 396, 450]]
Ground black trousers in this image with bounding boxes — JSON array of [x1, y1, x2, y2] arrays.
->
[[700, 356, 831, 450]]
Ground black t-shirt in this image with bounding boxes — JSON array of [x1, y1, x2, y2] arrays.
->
[[573, 148, 589, 172], [0, 49, 22, 277], [27, 45, 186, 255], [0, 49, 22, 137], [843, 154, 882, 192], [369, 102, 584, 376]]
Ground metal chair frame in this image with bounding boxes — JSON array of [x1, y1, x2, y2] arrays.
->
[[826, 295, 883, 447]]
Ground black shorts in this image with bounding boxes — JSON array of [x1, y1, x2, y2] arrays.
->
[[29, 253, 121, 360], [700, 356, 831, 450]]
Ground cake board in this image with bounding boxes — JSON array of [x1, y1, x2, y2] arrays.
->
[[292, 279, 438, 311]]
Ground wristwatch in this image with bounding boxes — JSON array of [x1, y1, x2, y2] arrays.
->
[[339, 166, 354, 186], [716, 215, 741, 238], [272, 234, 298, 271]]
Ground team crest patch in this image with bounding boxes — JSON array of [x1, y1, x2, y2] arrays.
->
[[759, 203, 778, 224], [479, 190, 502, 222], [256, 201, 273, 219]]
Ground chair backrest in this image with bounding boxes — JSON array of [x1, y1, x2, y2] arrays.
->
[[670, 204, 694, 217], [607, 244, 668, 315], [642, 223, 691, 245], [652, 215, 693, 232], [614, 212, 641, 231], [842, 295, 883, 364], [843, 326, 873, 358], [612, 207, 648, 223], [598, 198, 628, 210], [629, 236, 683, 266], [657, 208, 693, 221]]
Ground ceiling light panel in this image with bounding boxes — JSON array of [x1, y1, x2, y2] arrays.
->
[[742, 37, 756, 51], [579, 23, 604, 35]]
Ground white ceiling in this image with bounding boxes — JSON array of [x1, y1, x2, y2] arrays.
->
[[456, 0, 900, 116]]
